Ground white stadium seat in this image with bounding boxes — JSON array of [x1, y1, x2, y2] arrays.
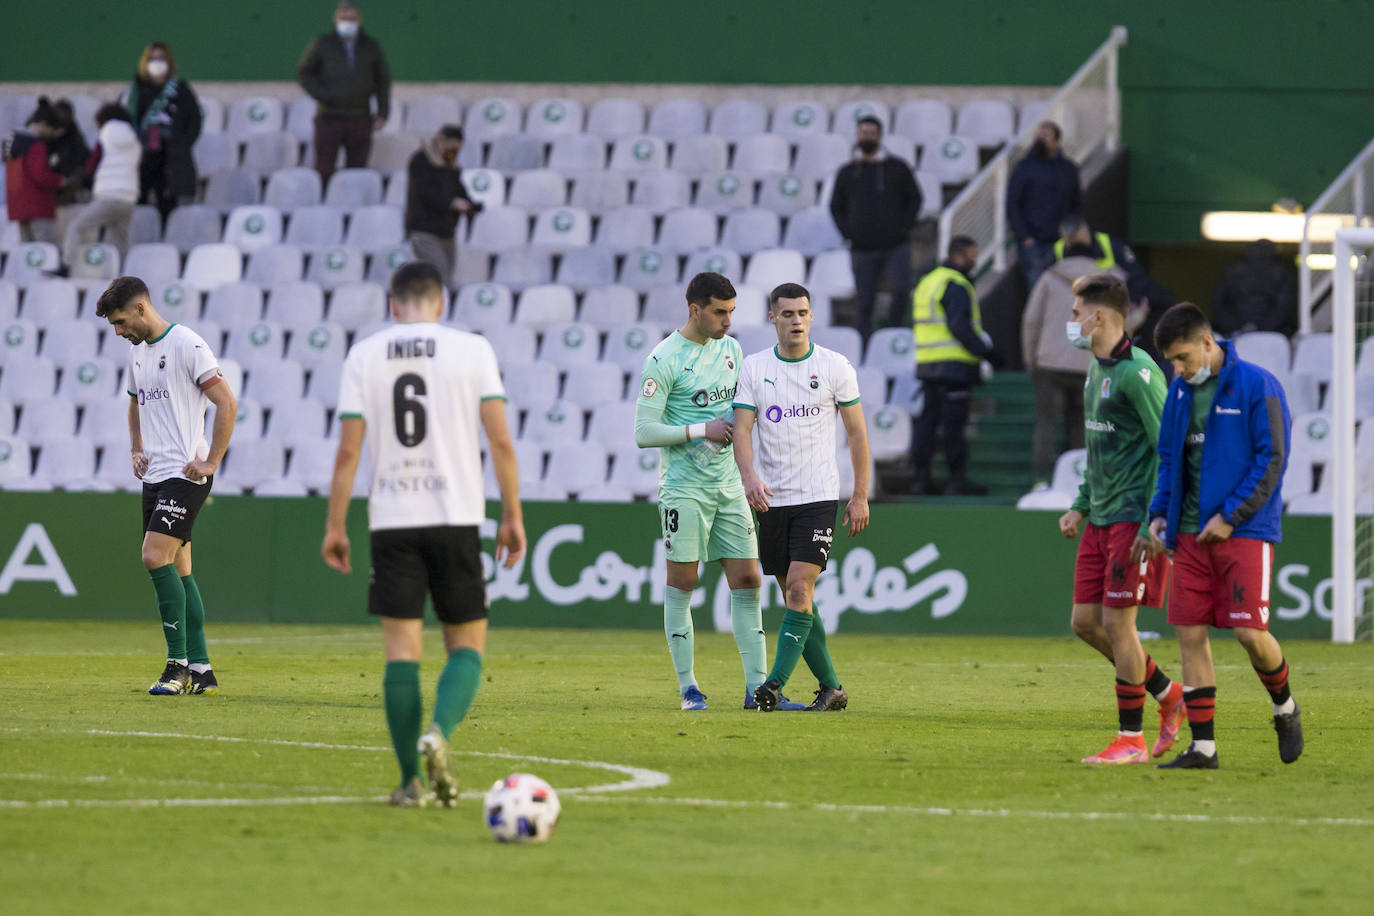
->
[[658, 207, 719, 254], [182, 244, 243, 288], [669, 135, 729, 177], [16, 395, 77, 448], [227, 97, 285, 138], [514, 285, 577, 330], [561, 364, 624, 410], [492, 249, 554, 291], [3, 242, 60, 284], [241, 131, 299, 174], [894, 99, 953, 148], [545, 441, 609, 494], [647, 99, 707, 140], [404, 95, 462, 135], [577, 284, 640, 329], [771, 100, 830, 139], [742, 248, 806, 294], [833, 100, 891, 134], [631, 169, 693, 214], [793, 134, 852, 182], [323, 169, 383, 209], [264, 280, 326, 330], [694, 171, 754, 213], [487, 134, 546, 175], [508, 169, 569, 210], [602, 323, 662, 374], [452, 282, 514, 330], [956, 99, 1017, 148], [22, 279, 79, 323], [343, 205, 404, 253], [166, 206, 224, 254], [530, 206, 592, 250], [245, 244, 306, 287], [58, 356, 120, 406], [327, 282, 387, 331], [555, 248, 617, 292], [524, 98, 585, 140], [224, 206, 284, 254], [38, 319, 99, 366], [781, 206, 844, 256], [305, 246, 365, 290], [720, 209, 780, 255], [538, 320, 600, 369], [609, 136, 668, 173], [1016, 449, 1087, 510], [203, 281, 262, 327], [501, 360, 560, 410], [732, 134, 793, 178], [921, 136, 980, 185], [548, 135, 608, 177], [709, 99, 769, 141], [464, 98, 522, 143], [264, 167, 322, 213], [586, 98, 645, 140], [757, 173, 816, 217], [619, 247, 679, 292], [285, 321, 346, 369], [224, 321, 286, 369], [461, 168, 508, 209]]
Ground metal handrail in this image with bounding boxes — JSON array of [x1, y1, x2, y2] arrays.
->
[[1298, 136, 1374, 335]]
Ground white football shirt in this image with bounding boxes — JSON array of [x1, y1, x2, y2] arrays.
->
[[733, 342, 860, 506], [124, 323, 220, 485], [337, 322, 505, 530]]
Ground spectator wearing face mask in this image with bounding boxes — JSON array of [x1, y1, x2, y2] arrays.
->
[[297, 0, 392, 186], [404, 125, 478, 282], [127, 41, 203, 221], [1007, 120, 1081, 293], [3, 97, 67, 243], [58, 104, 142, 270]]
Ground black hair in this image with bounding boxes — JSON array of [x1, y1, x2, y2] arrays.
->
[[685, 272, 736, 308], [1040, 120, 1062, 141], [389, 260, 445, 301], [96, 276, 151, 317], [768, 282, 810, 307], [26, 96, 62, 129], [948, 234, 978, 259], [1071, 273, 1128, 317], [96, 103, 132, 127], [1059, 214, 1088, 237], [857, 115, 883, 133], [1154, 302, 1212, 354], [438, 124, 464, 142]]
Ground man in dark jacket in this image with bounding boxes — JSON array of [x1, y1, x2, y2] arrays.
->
[[909, 235, 1001, 495], [828, 116, 921, 340], [405, 125, 477, 282], [1211, 239, 1297, 337], [297, 0, 392, 185], [1008, 121, 1081, 293], [1134, 303, 1302, 770]]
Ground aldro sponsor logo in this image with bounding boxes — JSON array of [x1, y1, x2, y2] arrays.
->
[[765, 403, 822, 423], [691, 384, 736, 408], [137, 386, 172, 406]]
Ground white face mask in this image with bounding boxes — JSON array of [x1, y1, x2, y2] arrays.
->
[[146, 60, 169, 79], [336, 20, 359, 38], [1065, 320, 1093, 350], [1185, 363, 1211, 386]]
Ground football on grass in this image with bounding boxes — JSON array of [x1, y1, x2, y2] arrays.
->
[[483, 773, 561, 843]]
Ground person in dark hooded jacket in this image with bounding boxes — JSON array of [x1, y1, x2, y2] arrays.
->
[[127, 41, 203, 221], [1210, 239, 1297, 337]]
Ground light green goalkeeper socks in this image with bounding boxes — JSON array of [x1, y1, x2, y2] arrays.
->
[[767, 608, 813, 687], [383, 661, 423, 787], [181, 574, 210, 667], [801, 604, 841, 690], [432, 648, 482, 739], [664, 586, 697, 690], [730, 587, 767, 692], [149, 564, 186, 660]]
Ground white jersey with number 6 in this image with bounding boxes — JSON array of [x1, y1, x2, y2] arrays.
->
[[124, 323, 221, 485], [337, 323, 505, 531]]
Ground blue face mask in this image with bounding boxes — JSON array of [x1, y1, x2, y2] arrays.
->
[[1065, 320, 1093, 350]]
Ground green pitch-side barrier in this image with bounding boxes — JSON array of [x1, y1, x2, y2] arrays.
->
[[0, 493, 1348, 638]]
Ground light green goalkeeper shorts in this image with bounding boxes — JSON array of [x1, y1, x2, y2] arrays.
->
[[657, 487, 758, 563]]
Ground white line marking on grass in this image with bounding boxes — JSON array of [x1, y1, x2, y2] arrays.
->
[[0, 795, 387, 809]]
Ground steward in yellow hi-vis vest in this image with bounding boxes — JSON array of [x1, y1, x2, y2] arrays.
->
[[1054, 230, 1117, 270]]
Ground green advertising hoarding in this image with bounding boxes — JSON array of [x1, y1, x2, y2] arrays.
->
[[0, 493, 1351, 639]]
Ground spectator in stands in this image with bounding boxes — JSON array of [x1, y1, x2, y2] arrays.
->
[[828, 115, 922, 340], [910, 234, 1001, 495], [297, 0, 392, 186], [48, 99, 91, 217], [127, 41, 203, 221], [59, 105, 142, 270], [1211, 239, 1298, 337], [1008, 121, 1081, 292], [4, 98, 67, 243], [1055, 215, 1171, 332], [1021, 229, 1126, 488], [404, 125, 478, 281]]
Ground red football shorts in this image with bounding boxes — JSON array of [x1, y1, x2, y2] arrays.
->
[[1073, 521, 1171, 609], [1168, 533, 1274, 629]]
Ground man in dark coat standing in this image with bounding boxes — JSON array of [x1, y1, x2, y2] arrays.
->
[[1008, 120, 1081, 293], [405, 125, 477, 282], [297, 0, 392, 186]]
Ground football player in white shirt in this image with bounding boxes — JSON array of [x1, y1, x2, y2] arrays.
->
[[732, 282, 871, 712], [97, 276, 238, 697], [322, 262, 526, 808]]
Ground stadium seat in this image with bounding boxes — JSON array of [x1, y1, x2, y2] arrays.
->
[[383, 170, 408, 207], [631, 169, 693, 214], [694, 171, 753, 214], [864, 403, 912, 462], [834, 100, 891, 134], [521, 399, 583, 443], [1289, 411, 1333, 468], [0, 355, 56, 403], [183, 244, 243, 288], [165, 206, 224, 255], [128, 205, 163, 246], [894, 99, 954, 148], [515, 285, 577, 330], [793, 134, 852, 182], [261, 281, 326, 334], [648, 99, 707, 141], [548, 135, 608, 177], [595, 206, 657, 254], [304, 360, 342, 409], [709, 99, 769, 142], [81, 396, 137, 450], [285, 205, 345, 251], [245, 244, 305, 287], [122, 243, 181, 284], [508, 169, 569, 210], [586, 98, 645, 140], [602, 322, 661, 373], [365, 243, 417, 287], [604, 445, 659, 498], [915, 171, 943, 219], [731, 285, 767, 326], [3, 242, 60, 284], [452, 246, 490, 286], [545, 441, 609, 494], [641, 286, 686, 330], [452, 282, 514, 330], [198, 96, 226, 134], [1016, 449, 1087, 510], [461, 168, 507, 209], [561, 363, 624, 410], [487, 134, 546, 175], [404, 94, 462, 136], [683, 248, 743, 282], [757, 173, 816, 217], [1275, 371, 1320, 416], [1356, 372, 1374, 420], [192, 132, 237, 175], [327, 282, 387, 331], [610, 136, 668, 173], [812, 325, 863, 366], [16, 395, 77, 448], [1290, 332, 1333, 384], [223, 206, 284, 254], [464, 98, 522, 144], [555, 248, 617, 292], [225, 321, 286, 369], [264, 397, 327, 449], [538, 320, 600, 368], [585, 400, 637, 451], [742, 248, 806, 293], [670, 135, 729, 178], [146, 280, 202, 325], [493, 248, 554, 291], [242, 359, 305, 409], [343, 205, 404, 253], [1233, 331, 1291, 377], [771, 100, 830, 139], [1358, 336, 1374, 374], [577, 284, 640, 328], [921, 136, 979, 184], [782, 206, 844, 256], [808, 249, 855, 297], [306, 245, 365, 289], [323, 169, 383, 209], [285, 321, 346, 369], [215, 356, 242, 397], [619, 247, 680, 292], [1018, 100, 1053, 137], [219, 438, 287, 490], [203, 167, 262, 215], [0, 396, 14, 435], [284, 96, 317, 144], [242, 131, 299, 174], [501, 360, 560, 410], [658, 207, 720, 254], [22, 279, 79, 323], [468, 205, 531, 251], [883, 135, 918, 169], [854, 366, 888, 407], [864, 327, 917, 378], [58, 356, 119, 407], [733, 134, 793, 178], [720, 209, 781, 255], [69, 243, 121, 288], [227, 97, 285, 138], [525, 98, 585, 140], [38, 319, 98, 365], [0, 282, 17, 323], [0, 434, 32, 486], [482, 323, 537, 366], [286, 434, 348, 494], [203, 281, 263, 327], [531, 206, 592, 250], [264, 167, 322, 213], [956, 99, 1017, 148], [368, 132, 421, 173], [24, 437, 98, 490]]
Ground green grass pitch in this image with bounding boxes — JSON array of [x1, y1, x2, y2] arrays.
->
[[2, 620, 1372, 914]]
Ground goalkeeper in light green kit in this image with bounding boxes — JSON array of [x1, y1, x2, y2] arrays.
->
[[634, 272, 801, 710]]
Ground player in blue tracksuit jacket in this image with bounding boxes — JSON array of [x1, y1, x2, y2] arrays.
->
[[1132, 303, 1303, 769]]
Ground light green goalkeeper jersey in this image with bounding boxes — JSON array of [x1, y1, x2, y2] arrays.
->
[[635, 331, 745, 493]]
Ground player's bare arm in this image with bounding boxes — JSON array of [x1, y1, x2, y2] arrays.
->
[[322, 417, 365, 574], [731, 405, 772, 512], [480, 398, 526, 568], [838, 402, 870, 536], [127, 394, 148, 479], [183, 377, 237, 482]]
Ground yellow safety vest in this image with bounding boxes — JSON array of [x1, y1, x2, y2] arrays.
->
[[1054, 232, 1116, 270], [911, 266, 982, 366]]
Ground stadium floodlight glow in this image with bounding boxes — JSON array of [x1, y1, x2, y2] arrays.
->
[[1304, 253, 1363, 271], [1199, 211, 1358, 243]]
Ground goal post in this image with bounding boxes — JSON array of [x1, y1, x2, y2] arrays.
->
[[1330, 228, 1374, 643]]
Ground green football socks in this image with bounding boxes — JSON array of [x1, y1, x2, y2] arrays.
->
[[181, 574, 210, 667], [730, 587, 768, 692], [149, 564, 186, 660], [767, 608, 813, 687], [432, 648, 482, 739], [802, 605, 841, 690], [664, 585, 697, 690], [383, 661, 423, 786]]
